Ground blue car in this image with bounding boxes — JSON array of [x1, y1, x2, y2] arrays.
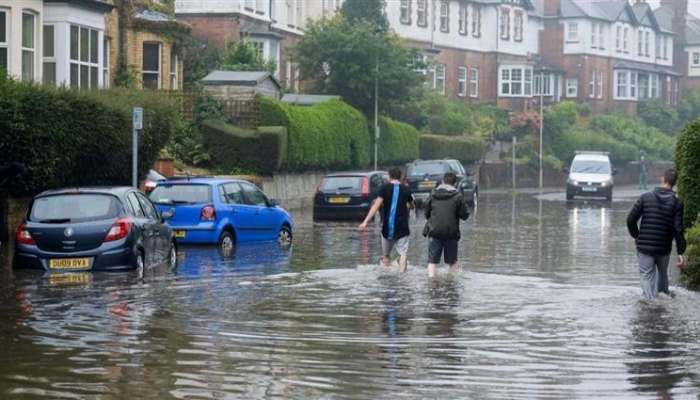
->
[[149, 178, 294, 256]]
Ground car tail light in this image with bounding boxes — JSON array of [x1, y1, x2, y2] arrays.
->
[[200, 205, 216, 221], [361, 177, 370, 197], [15, 223, 35, 245], [105, 218, 131, 242]]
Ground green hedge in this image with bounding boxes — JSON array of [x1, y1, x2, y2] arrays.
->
[[201, 120, 286, 175], [258, 97, 370, 170], [677, 120, 700, 226], [680, 225, 700, 290], [0, 77, 177, 196], [377, 116, 420, 165], [419, 134, 486, 164]]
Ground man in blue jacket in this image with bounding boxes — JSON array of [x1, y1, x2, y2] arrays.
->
[[627, 169, 686, 299]]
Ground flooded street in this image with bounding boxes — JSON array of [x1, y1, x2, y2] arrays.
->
[[1, 189, 700, 399]]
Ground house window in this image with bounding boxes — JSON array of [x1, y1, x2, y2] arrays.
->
[[142, 42, 161, 89], [417, 0, 428, 27], [663, 36, 669, 60], [597, 71, 603, 99], [514, 10, 523, 42], [655, 34, 660, 58], [295, 0, 303, 29], [534, 73, 552, 96], [650, 74, 658, 98], [566, 78, 578, 98], [639, 73, 649, 99], [638, 29, 643, 56], [472, 5, 481, 37], [70, 25, 100, 89], [22, 12, 35, 81], [400, 0, 411, 25], [43, 25, 56, 85], [614, 70, 642, 100], [599, 24, 605, 49], [434, 63, 446, 95], [103, 39, 110, 88], [170, 48, 178, 90], [469, 67, 479, 97], [645, 32, 650, 57], [458, 3, 468, 35], [439, 0, 449, 33], [616, 26, 621, 52], [591, 23, 598, 49], [457, 66, 467, 97], [672, 79, 679, 105], [500, 8, 510, 40], [629, 71, 637, 98], [499, 66, 532, 97], [589, 70, 596, 98], [567, 22, 578, 42], [693, 52, 700, 66], [623, 27, 629, 52], [0, 9, 8, 74]]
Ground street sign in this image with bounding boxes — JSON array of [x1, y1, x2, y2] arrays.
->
[[133, 107, 143, 130]]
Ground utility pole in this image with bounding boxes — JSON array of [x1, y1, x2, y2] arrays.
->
[[539, 72, 544, 190], [132, 107, 143, 188], [374, 56, 379, 171]]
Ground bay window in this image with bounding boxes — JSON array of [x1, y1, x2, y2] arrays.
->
[[457, 66, 467, 97], [458, 3, 467, 36], [597, 71, 603, 99], [22, 12, 35, 81], [439, 0, 449, 33], [43, 25, 55, 85], [499, 66, 532, 97], [589, 70, 604, 99], [0, 9, 7, 74], [629, 71, 637, 98], [417, 0, 427, 27], [469, 67, 479, 98], [638, 73, 649, 99], [142, 42, 161, 89], [514, 10, 523, 42], [616, 70, 628, 99], [534, 73, 553, 96], [500, 8, 510, 40], [434, 63, 446, 95], [614, 70, 659, 100], [566, 78, 578, 98], [70, 25, 100, 89], [472, 5, 481, 37], [567, 22, 578, 42], [170, 47, 178, 90]]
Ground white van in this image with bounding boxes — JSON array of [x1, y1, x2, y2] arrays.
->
[[565, 152, 614, 201]]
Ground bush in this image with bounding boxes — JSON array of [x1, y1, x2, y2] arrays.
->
[[677, 119, 700, 226], [258, 97, 370, 170], [419, 134, 486, 164], [589, 114, 675, 160], [376, 117, 420, 165], [680, 225, 700, 290], [638, 98, 679, 135], [201, 120, 286, 175], [0, 77, 176, 196]]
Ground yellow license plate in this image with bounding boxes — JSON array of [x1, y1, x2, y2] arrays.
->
[[175, 230, 186, 238], [328, 197, 350, 204], [49, 258, 91, 270], [419, 181, 436, 189], [49, 273, 91, 286]]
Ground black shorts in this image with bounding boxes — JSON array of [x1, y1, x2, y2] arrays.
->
[[428, 237, 458, 265]]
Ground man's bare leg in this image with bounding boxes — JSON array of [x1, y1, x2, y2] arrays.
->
[[398, 255, 408, 273], [382, 256, 392, 268], [448, 263, 459, 274], [428, 263, 438, 278]]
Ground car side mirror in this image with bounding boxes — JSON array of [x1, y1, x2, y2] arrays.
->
[[161, 209, 175, 220], [268, 199, 280, 207]]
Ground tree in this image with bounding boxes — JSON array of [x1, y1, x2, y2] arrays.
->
[[219, 40, 276, 73], [340, 0, 389, 32], [293, 16, 423, 116], [182, 38, 222, 88]]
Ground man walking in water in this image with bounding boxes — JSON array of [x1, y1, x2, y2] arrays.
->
[[425, 172, 470, 278], [359, 167, 414, 272], [627, 169, 686, 299]]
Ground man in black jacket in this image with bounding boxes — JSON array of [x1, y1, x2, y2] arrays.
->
[[627, 169, 686, 299], [425, 172, 470, 278]]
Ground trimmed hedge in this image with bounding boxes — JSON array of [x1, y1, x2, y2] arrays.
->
[[258, 97, 370, 170], [377, 116, 420, 165], [419, 134, 486, 164], [680, 225, 700, 290], [677, 119, 700, 226], [0, 77, 177, 196], [201, 120, 286, 175]]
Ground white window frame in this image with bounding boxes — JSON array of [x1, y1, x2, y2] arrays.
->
[[170, 47, 178, 90], [629, 71, 637, 98], [623, 27, 629, 53], [567, 22, 578, 42], [514, 10, 523, 42], [295, 0, 303, 29], [21, 11, 36, 82], [0, 9, 9, 74], [434, 63, 446, 95], [417, 0, 428, 27], [70, 25, 101, 89], [693, 52, 700, 66], [43, 24, 56, 85], [439, 0, 449, 33], [645, 31, 650, 57], [589, 70, 596, 98], [500, 7, 510, 40], [614, 70, 644, 101], [599, 24, 605, 50], [472, 4, 481, 37], [469, 67, 479, 98], [142, 42, 162, 90], [400, 0, 411, 25], [458, 3, 468, 35], [597, 71, 604, 99], [566, 78, 578, 98], [499, 66, 532, 97], [457, 66, 467, 97], [103, 38, 110, 88], [655, 34, 661, 59], [663, 36, 669, 60], [591, 22, 598, 49], [638, 29, 644, 56], [650, 73, 659, 98], [616, 25, 622, 52], [534, 72, 553, 96]]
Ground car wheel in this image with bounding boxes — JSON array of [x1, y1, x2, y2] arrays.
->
[[136, 251, 145, 280], [218, 231, 235, 259], [606, 191, 613, 202], [566, 191, 574, 201], [278, 226, 293, 249], [168, 242, 177, 268]]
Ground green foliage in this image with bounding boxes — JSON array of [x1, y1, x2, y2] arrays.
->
[[294, 15, 424, 116], [677, 119, 700, 226], [0, 76, 176, 195], [679, 90, 700, 129], [219, 40, 276, 73], [680, 225, 700, 290], [377, 116, 420, 164], [166, 121, 210, 166], [201, 120, 286, 175], [182, 38, 222, 89], [419, 134, 486, 164], [258, 97, 370, 170], [341, 0, 389, 32], [589, 115, 675, 160], [638, 98, 679, 135]]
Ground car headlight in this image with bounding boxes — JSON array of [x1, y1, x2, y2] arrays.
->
[[601, 180, 611, 187], [569, 179, 579, 186]]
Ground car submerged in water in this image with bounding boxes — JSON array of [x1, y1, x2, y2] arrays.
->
[[149, 178, 294, 257], [405, 159, 478, 207], [313, 171, 389, 221], [14, 187, 176, 278], [565, 152, 615, 201]]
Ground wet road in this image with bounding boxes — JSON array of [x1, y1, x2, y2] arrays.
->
[[1, 189, 699, 399]]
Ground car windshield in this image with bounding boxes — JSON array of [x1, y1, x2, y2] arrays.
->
[[571, 160, 611, 174], [30, 194, 121, 223], [408, 163, 448, 176], [321, 177, 363, 191], [446, 161, 465, 175], [150, 184, 212, 204]]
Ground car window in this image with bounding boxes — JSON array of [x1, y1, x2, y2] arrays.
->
[[136, 193, 159, 221], [30, 194, 122, 223], [222, 183, 245, 204], [370, 174, 383, 191], [150, 184, 212, 205], [447, 161, 466, 175], [127, 193, 145, 218], [408, 162, 448, 176], [320, 176, 363, 191], [571, 160, 611, 174], [240, 182, 268, 206]]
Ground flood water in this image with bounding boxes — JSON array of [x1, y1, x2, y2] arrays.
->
[[1, 189, 699, 399]]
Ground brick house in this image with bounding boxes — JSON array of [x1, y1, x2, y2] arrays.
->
[[655, 0, 700, 93]]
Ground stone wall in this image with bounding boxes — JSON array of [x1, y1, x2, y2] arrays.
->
[[260, 172, 326, 210]]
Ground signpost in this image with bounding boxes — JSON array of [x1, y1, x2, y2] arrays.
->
[[132, 107, 143, 188]]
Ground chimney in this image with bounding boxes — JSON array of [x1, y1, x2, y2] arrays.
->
[[543, 0, 560, 17], [660, 0, 688, 42]]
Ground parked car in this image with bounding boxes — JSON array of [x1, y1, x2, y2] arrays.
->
[[14, 187, 176, 276], [405, 159, 478, 207], [313, 171, 389, 221], [150, 178, 294, 256], [565, 152, 615, 201]]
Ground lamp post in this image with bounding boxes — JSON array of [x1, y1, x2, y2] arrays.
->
[[374, 55, 379, 171], [539, 71, 544, 190]]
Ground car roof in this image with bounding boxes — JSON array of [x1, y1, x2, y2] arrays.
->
[[36, 186, 135, 198], [159, 177, 248, 185], [324, 171, 386, 178], [573, 154, 610, 162]]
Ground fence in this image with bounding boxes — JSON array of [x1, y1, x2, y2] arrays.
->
[[158, 89, 259, 128]]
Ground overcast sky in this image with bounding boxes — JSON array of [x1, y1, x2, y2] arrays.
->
[[645, 0, 700, 17]]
